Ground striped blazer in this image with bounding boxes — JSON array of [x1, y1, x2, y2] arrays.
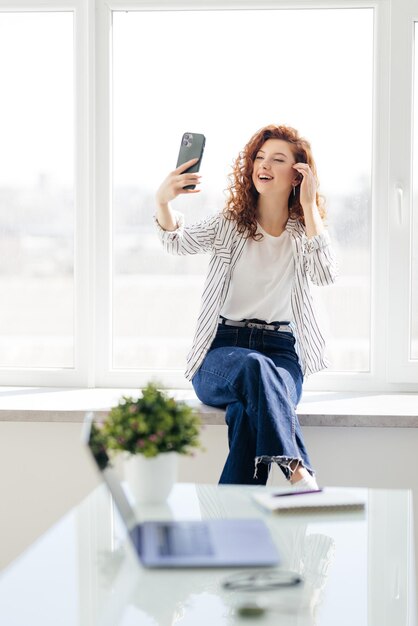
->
[[155, 211, 338, 380]]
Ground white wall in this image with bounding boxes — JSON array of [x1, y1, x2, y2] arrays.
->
[[179, 424, 418, 492], [0, 422, 99, 571], [1, 422, 418, 576]]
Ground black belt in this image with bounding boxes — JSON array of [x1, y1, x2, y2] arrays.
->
[[219, 317, 292, 333]]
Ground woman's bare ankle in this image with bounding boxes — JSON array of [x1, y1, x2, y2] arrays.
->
[[289, 465, 310, 484]]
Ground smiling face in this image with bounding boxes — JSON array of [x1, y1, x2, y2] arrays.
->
[[251, 138, 299, 197]]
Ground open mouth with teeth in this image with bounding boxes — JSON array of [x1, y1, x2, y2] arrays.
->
[[258, 174, 273, 181]]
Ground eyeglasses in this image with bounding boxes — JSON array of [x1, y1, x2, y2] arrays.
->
[[222, 569, 303, 592]]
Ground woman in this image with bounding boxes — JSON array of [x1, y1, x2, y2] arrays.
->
[[155, 125, 337, 490]]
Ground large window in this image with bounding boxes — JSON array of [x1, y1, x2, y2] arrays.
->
[[112, 8, 373, 374], [0, 11, 74, 368], [0, 0, 417, 391]]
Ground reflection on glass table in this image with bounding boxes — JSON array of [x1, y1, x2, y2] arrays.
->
[[0, 483, 415, 626]]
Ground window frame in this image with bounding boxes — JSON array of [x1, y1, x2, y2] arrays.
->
[[386, 0, 418, 384], [0, 0, 92, 386], [0, 0, 417, 392]]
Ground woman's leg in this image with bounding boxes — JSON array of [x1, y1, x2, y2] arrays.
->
[[192, 345, 312, 484], [218, 401, 269, 484]]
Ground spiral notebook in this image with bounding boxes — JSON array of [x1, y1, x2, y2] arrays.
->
[[253, 487, 366, 513]]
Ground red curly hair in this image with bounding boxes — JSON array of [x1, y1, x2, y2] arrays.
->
[[224, 124, 326, 239]]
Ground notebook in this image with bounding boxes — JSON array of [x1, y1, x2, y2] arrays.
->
[[82, 413, 280, 568], [252, 487, 366, 513]]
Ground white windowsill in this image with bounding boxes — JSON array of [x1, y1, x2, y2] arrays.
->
[[0, 387, 417, 427]]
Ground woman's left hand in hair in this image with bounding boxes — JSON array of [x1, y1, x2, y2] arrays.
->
[[292, 162, 317, 211]]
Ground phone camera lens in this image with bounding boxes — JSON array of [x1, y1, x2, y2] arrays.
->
[[182, 133, 193, 148]]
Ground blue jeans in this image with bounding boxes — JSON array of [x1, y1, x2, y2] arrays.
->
[[192, 323, 313, 485]]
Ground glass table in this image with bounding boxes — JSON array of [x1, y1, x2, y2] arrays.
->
[[0, 483, 416, 625]]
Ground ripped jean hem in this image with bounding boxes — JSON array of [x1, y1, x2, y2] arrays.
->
[[254, 455, 315, 481]]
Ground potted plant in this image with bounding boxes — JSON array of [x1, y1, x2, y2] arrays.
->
[[100, 382, 202, 504]]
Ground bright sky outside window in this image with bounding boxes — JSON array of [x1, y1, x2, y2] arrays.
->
[[112, 8, 373, 373], [0, 12, 74, 368]]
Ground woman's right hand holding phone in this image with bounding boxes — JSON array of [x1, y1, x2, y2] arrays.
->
[[156, 158, 201, 205], [155, 158, 201, 231]]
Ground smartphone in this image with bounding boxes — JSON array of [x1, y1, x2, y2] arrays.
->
[[176, 132, 206, 189]]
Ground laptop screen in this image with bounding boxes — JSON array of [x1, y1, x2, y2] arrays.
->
[[82, 412, 138, 533]]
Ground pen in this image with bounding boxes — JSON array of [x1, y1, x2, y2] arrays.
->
[[273, 488, 323, 497]]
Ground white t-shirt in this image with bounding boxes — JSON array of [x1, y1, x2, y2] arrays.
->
[[220, 223, 295, 323]]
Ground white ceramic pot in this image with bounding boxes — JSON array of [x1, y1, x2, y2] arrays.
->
[[124, 451, 178, 505]]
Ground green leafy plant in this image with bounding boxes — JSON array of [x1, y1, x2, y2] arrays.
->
[[101, 382, 203, 459]]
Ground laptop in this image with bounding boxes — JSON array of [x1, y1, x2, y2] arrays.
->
[[82, 412, 280, 568]]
